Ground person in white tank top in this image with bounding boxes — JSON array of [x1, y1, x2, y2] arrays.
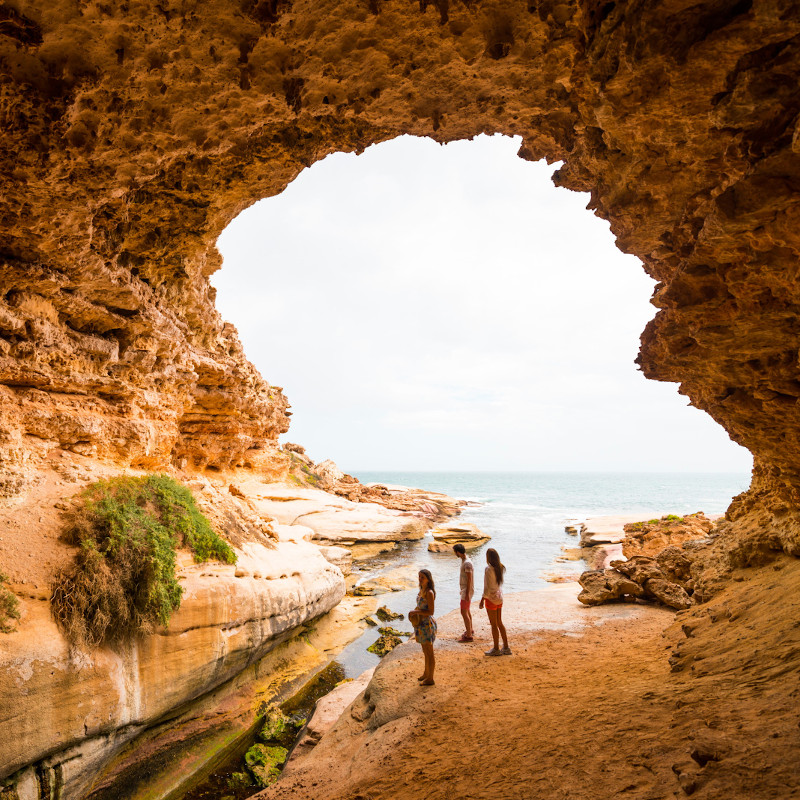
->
[[479, 548, 511, 656]]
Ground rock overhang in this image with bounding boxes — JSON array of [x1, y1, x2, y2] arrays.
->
[[1, 0, 799, 545]]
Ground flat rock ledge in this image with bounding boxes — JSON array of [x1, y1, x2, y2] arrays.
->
[[427, 523, 490, 553]]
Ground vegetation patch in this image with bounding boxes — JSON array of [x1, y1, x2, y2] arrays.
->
[[51, 474, 236, 646], [244, 743, 288, 787], [0, 571, 20, 634], [288, 452, 322, 487], [663, 514, 685, 522]]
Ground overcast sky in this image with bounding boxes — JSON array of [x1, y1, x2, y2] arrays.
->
[[214, 134, 753, 475]]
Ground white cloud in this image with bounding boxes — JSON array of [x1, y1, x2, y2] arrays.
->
[[214, 134, 752, 474]]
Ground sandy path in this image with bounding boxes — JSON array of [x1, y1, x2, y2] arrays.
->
[[258, 564, 800, 800]]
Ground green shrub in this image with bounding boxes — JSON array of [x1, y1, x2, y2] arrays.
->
[[0, 571, 20, 634], [51, 474, 236, 646], [662, 514, 685, 522]]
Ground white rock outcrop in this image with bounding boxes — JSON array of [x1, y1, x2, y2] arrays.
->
[[0, 539, 345, 800]]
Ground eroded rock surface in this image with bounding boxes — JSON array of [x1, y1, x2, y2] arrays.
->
[[622, 513, 715, 559]]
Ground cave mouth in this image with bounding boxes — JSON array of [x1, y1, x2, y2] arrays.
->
[[212, 134, 752, 476]]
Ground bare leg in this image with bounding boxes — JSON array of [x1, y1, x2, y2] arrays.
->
[[421, 642, 435, 684], [496, 606, 509, 650], [460, 605, 474, 638], [487, 608, 500, 650]]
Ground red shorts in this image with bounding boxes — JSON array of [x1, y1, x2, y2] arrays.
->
[[484, 599, 502, 611], [460, 599, 472, 611]]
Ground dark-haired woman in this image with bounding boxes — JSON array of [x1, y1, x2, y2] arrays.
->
[[409, 569, 437, 685], [479, 548, 511, 656]]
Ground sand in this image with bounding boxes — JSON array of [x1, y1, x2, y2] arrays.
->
[[258, 562, 800, 800]]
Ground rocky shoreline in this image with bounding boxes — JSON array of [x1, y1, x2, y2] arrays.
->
[[0, 460, 784, 800], [0, 453, 464, 800]]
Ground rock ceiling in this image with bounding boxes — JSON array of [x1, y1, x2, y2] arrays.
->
[[1, 0, 799, 548]]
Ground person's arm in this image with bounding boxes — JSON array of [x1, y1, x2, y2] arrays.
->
[[479, 566, 487, 608], [424, 589, 435, 617], [465, 564, 474, 599]]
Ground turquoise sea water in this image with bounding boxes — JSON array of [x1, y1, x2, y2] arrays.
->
[[334, 471, 751, 676]]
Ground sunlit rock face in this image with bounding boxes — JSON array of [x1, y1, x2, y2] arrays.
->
[[1, 1, 799, 543]]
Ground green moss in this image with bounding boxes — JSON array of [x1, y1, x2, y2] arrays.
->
[[258, 704, 289, 744], [662, 514, 685, 522], [226, 772, 251, 791], [377, 626, 412, 637], [375, 605, 403, 622], [245, 744, 288, 787], [367, 633, 403, 657], [0, 571, 20, 634], [51, 474, 236, 646], [647, 519, 659, 525]]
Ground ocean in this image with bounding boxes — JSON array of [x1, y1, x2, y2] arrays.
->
[[333, 471, 751, 676]]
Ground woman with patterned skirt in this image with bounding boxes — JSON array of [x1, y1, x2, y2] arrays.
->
[[409, 569, 437, 686]]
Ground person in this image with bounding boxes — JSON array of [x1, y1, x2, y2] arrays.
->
[[453, 543, 474, 642], [479, 548, 511, 656], [409, 569, 437, 685]]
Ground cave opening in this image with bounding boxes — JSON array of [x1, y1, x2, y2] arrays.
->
[[212, 134, 752, 477]]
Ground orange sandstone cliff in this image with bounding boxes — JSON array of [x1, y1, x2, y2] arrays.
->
[[1, 0, 800, 798]]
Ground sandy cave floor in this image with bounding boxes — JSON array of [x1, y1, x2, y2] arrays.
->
[[258, 564, 800, 800]]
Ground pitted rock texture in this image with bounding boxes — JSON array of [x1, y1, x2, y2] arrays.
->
[[1, 2, 799, 552], [622, 513, 715, 559]]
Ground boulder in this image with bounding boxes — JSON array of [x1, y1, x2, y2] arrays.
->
[[579, 549, 697, 610], [376, 606, 403, 622], [643, 577, 693, 610], [656, 546, 694, 584], [367, 633, 403, 657], [431, 523, 487, 542], [577, 569, 644, 606], [611, 556, 662, 585], [622, 513, 716, 559]]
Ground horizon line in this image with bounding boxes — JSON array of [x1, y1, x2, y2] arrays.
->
[[347, 468, 752, 475]]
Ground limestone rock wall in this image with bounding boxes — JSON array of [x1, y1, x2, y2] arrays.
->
[[0, 539, 345, 799], [1, 4, 799, 542]]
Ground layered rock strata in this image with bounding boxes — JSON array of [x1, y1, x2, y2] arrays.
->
[[239, 481, 432, 545], [0, 536, 345, 800]]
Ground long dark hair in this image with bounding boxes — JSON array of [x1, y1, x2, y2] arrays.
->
[[419, 569, 436, 597], [486, 548, 505, 585]]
